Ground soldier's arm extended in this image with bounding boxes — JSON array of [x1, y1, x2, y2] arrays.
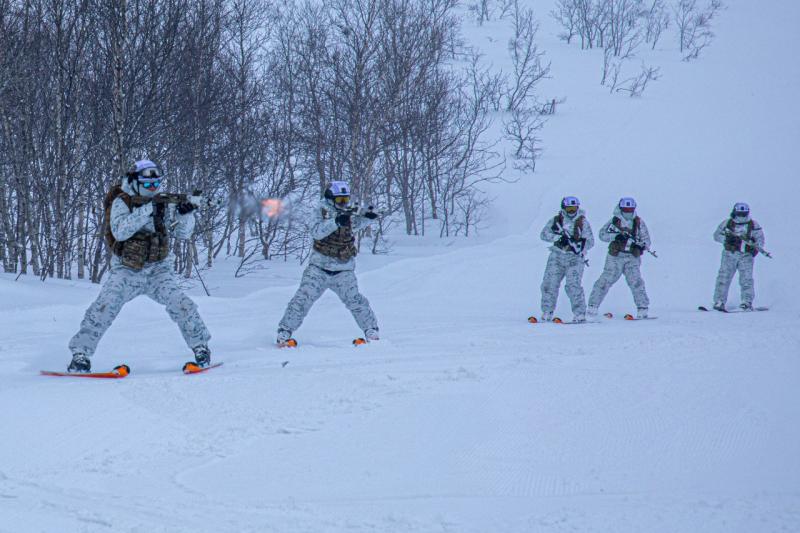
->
[[110, 197, 153, 241], [171, 205, 196, 240], [310, 210, 340, 240]]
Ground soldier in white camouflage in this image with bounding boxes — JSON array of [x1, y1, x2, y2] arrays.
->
[[276, 181, 380, 345], [712, 202, 766, 311], [539, 196, 594, 323], [587, 197, 652, 319], [66, 160, 211, 372]]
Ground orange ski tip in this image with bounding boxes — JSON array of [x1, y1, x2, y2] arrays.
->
[[624, 314, 635, 321], [527, 316, 538, 324], [113, 364, 130, 377], [278, 339, 298, 348], [353, 338, 368, 346], [182, 362, 201, 373], [604, 312, 614, 319], [553, 317, 564, 324]]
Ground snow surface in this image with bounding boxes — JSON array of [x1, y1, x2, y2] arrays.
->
[[2, 1, 799, 531]]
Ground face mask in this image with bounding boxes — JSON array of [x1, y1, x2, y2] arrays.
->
[[621, 209, 635, 220]]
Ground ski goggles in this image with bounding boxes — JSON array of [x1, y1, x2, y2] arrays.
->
[[563, 205, 578, 215], [620, 206, 636, 214], [138, 178, 161, 190], [333, 196, 351, 206]]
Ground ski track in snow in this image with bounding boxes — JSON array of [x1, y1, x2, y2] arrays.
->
[[3, 0, 800, 531]]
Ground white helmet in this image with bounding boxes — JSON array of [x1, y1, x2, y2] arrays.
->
[[324, 180, 352, 209], [126, 159, 163, 198], [619, 197, 636, 219]]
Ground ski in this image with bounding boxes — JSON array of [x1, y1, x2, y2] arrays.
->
[[41, 364, 130, 379], [622, 314, 658, 321], [698, 305, 768, 313], [353, 338, 368, 346], [527, 316, 589, 325], [182, 361, 224, 375]]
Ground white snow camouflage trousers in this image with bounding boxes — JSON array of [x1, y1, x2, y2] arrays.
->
[[714, 250, 755, 305], [588, 253, 650, 310], [69, 260, 210, 357], [279, 264, 378, 334], [540, 250, 587, 316]]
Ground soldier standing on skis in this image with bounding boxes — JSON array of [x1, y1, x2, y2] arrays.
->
[[711, 202, 766, 311], [587, 197, 652, 320], [66, 160, 211, 373], [539, 196, 594, 323], [276, 181, 380, 346]]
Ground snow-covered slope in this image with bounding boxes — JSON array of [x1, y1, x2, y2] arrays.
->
[[1, 1, 798, 532]]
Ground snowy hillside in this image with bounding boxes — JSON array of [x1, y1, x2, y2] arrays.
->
[[1, 1, 799, 532]]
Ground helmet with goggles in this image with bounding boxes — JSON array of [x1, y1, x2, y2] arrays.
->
[[731, 202, 750, 219], [324, 181, 352, 209], [126, 159, 163, 197], [618, 197, 637, 218], [561, 196, 580, 217]]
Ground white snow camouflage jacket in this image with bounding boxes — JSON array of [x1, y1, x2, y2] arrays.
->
[[109, 180, 196, 266], [597, 206, 652, 252], [540, 208, 595, 255], [308, 198, 377, 272], [713, 215, 765, 252]]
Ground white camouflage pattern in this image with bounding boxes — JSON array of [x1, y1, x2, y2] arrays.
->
[[68, 179, 209, 358], [539, 209, 594, 318], [308, 198, 375, 272], [278, 265, 378, 334], [588, 207, 651, 310], [712, 215, 765, 305], [278, 197, 379, 335]]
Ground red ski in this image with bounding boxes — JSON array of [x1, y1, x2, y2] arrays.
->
[[182, 361, 224, 375], [41, 364, 130, 379]]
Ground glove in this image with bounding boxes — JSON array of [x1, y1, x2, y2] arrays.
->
[[614, 233, 629, 244], [335, 213, 352, 227], [363, 210, 378, 220], [177, 202, 196, 215], [556, 236, 570, 249], [551, 221, 560, 233]]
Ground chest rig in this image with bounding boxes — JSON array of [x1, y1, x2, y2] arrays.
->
[[313, 207, 358, 261], [104, 186, 170, 270]]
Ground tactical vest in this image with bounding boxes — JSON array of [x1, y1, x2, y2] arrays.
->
[[312, 208, 358, 261], [104, 185, 170, 270], [608, 216, 643, 257], [724, 218, 755, 254], [554, 213, 586, 253]]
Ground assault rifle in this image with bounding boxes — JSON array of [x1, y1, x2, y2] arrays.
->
[[130, 190, 206, 209], [338, 203, 382, 219], [723, 229, 772, 258], [607, 225, 658, 258], [555, 222, 589, 266]]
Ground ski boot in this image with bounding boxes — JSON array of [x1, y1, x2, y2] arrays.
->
[[277, 329, 297, 348], [636, 307, 649, 319], [712, 301, 726, 312], [573, 313, 586, 324], [739, 302, 753, 311], [67, 353, 91, 374], [541, 311, 554, 322], [365, 328, 380, 341], [586, 306, 599, 321], [193, 345, 211, 368]]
